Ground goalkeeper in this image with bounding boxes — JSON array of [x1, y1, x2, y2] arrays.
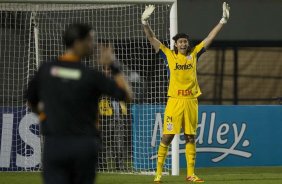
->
[[142, 2, 230, 183]]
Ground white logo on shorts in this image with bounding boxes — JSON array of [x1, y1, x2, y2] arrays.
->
[[167, 122, 173, 131]]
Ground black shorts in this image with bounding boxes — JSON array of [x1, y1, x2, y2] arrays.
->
[[42, 136, 100, 184]]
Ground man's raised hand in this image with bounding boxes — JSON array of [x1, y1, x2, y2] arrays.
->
[[220, 2, 230, 24], [141, 5, 155, 25]]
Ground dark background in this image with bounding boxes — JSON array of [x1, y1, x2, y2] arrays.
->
[[0, 1, 281, 108], [178, 0, 282, 42]]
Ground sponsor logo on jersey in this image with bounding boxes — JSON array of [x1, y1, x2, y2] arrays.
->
[[178, 89, 193, 96], [51, 66, 81, 80], [174, 63, 193, 70]]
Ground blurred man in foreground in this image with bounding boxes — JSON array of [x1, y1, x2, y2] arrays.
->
[[26, 23, 132, 184]]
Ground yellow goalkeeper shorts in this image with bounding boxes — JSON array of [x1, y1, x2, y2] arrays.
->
[[163, 97, 198, 135]]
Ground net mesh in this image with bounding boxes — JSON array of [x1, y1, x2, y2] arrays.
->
[[0, 2, 172, 172]]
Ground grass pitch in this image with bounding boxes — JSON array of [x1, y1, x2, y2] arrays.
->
[[0, 167, 282, 184]]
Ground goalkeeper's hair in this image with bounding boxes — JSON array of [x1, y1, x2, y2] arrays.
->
[[172, 33, 189, 42], [63, 23, 93, 48], [172, 33, 192, 54]]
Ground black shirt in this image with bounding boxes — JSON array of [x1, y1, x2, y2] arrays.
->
[[26, 57, 126, 137]]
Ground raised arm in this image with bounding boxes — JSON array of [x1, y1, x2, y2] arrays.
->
[[112, 72, 133, 102], [203, 2, 230, 49], [98, 46, 133, 102], [141, 5, 161, 53]]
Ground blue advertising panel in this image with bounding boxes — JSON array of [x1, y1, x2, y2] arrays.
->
[[131, 105, 282, 169], [131, 105, 170, 171], [0, 107, 40, 171], [1, 105, 282, 171]]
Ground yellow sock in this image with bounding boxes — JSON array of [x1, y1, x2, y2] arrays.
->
[[186, 143, 196, 177], [156, 142, 168, 175]]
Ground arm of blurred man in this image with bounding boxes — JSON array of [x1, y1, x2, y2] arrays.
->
[[98, 46, 133, 102]]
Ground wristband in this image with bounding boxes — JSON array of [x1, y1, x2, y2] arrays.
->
[[220, 18, 227, 24], [109, 63, 121, 75], [142, 20, 148, 25]]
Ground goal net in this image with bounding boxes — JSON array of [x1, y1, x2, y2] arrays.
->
[[0, 1, 173, 173]]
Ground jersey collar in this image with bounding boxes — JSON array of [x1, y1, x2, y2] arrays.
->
[[58, 53, 80, 62]]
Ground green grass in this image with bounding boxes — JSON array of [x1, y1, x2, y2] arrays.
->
[[0, 167, 282, 184]]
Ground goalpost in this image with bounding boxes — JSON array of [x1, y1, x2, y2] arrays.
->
[[0, 0, 179, 175]]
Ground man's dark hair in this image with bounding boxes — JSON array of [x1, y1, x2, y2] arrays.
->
[[172, 33, 192, 54], [63, 23, 93, 48], [172, 33, 189, 43]]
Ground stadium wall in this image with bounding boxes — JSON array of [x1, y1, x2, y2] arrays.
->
[[0, 105, 282, 171]]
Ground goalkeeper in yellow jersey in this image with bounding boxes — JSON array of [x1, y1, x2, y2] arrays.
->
[[141, 2, 230, 183]]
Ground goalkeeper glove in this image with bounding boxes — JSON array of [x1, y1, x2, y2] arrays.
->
[[220, 2, 230, 24], [141, 5, 155, 25]]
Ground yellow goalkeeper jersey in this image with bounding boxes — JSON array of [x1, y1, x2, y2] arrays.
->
[[159, 41, 206, 98]]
